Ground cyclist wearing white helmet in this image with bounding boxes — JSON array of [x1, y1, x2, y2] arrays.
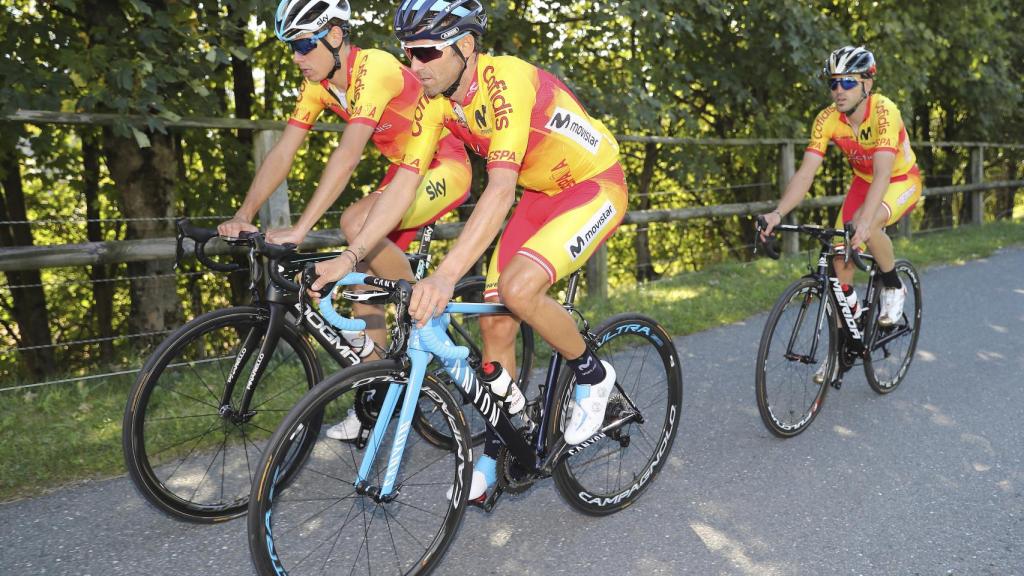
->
[[220, 0, 473, 440], [760, 46, 922, 348], [309, 0, 628, 501]]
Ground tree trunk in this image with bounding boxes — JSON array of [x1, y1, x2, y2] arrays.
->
[[0, 130, 55, 379], [102, 127, 183, 343], [82, 130, 116, 361], [994, 156, 1018, 220], [633, 142, 661, 282]]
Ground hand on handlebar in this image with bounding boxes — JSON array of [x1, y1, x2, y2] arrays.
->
[[850, 214, 873, 248], [266, 226, 306, 247], [307, 255, 355, 296], [409, 274, 455, 328], [217, 217, 258, 239], [757, 211, 782, 240]]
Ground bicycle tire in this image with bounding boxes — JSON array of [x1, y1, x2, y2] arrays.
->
[[549, 314, 682, 516], [863, 259, 922, 394], [122, 305, 323, 523], [413, 275, 535, 449], [755, 276, 836, 437], [248, 360, 472, 576]]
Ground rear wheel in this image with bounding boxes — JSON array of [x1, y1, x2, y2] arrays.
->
[[755, 277, 835, 438], [550, 314, 682, 515], [864, 260, 922, 394]]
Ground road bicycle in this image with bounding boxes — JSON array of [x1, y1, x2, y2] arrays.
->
[[754, 218, 922, 437], [246, 267, 683, 575], [121, 220, 533, 523]]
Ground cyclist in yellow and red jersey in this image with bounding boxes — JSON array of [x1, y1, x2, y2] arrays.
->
[[218, 0, 471, 440], [760, 46, 922, 351], [309, 0, 628, 500]]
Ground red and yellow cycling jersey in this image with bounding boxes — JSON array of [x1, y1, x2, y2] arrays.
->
[[287, 45, 466, 167], [400, 53, 620, 196], [806, 93, 917, 182]]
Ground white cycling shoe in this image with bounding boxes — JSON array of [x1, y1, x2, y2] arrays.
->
[[446, 456, 494, 502], [325, 409, 361, 441], [878, 284, 907, 327], [564, 361, 617, 445]]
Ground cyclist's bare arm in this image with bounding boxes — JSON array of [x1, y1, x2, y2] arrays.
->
[[219, 123, 307, 237], [310, 166, 421, 291], [267, 123, 375, 246], [761, 151, 825, 237]]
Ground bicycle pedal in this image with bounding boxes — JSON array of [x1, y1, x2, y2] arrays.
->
[[355, 427, 370, 450]]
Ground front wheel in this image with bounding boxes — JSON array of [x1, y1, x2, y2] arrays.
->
[[122, 306, 322, 523], [755, 277, 836, 438], [550, 314, 683, 515], [248, 361, 472, 576], [864, 260, 922, 394]]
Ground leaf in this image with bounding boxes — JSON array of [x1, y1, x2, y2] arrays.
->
[[229, 47, 250, 62], [130, 126, 151, 148], [128, 0, 153, 17]]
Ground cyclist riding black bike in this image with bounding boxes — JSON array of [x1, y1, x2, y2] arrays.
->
[[218, 0, 473, 440], [759, 45, 922, 384]]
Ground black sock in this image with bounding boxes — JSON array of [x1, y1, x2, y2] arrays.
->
[[879, 267, 902, 289], [567, 348, 606, 386]]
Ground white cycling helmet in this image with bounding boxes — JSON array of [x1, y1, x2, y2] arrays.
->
[[275, 0, 351, 41], [824, 45, 877, 78]]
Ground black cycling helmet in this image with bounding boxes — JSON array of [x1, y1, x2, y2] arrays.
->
[[824, 46, 877, 78], [393, 0, 487, 43]]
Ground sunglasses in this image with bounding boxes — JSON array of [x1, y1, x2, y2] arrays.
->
[[829, 77, 860, 91], [287, 29, 330, 55], [401, 33, 467, 64]]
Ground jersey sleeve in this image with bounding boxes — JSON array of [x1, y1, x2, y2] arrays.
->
[[805, 107, 834, 157], [400, 96, 447, 175], [484, 65, 538, 172], [287, 80, 328, 129], [347, 50, 404, 128], [873, 98, 902, 153]]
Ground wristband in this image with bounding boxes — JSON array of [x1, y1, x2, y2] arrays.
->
[[341, 249, 359, 265], [772, 210, 783, 219]]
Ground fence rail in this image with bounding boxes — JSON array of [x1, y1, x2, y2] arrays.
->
[[2, 109, 1022, 387]]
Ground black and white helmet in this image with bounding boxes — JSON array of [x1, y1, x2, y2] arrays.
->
[[275, 0, 350, 42], [823, 46, 876, 78], [394, 0, 487, 43]]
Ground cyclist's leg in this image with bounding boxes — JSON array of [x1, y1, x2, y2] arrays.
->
[[491, 164, 628, 445]]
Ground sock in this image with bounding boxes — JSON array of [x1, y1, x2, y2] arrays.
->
[[567, 348, 606, 387], [475, 454, 496, 486], [878, 267, 902, 289]]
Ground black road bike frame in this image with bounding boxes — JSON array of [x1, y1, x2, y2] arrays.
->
[[756, 220, 915, 389]]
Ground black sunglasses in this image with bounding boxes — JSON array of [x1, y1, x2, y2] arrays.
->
[[829, 77, 860, 91], [288, 29, 329, 55], [401, 35, 465, 64]]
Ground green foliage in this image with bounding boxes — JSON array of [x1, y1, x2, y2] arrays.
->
[[0, 1, 1022, 381]]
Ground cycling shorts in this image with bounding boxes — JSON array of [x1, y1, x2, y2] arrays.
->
[[378, 144, 471, 250], [834, 165, 922, 248], [484, 163, 627, 299]]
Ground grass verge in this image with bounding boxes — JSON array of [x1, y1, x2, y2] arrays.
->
[[1, 219, 1022, 502]]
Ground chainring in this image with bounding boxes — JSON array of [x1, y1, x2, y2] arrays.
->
[[496, 447, 538, 495]]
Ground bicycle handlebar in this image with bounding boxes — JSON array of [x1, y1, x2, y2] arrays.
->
[[176, 218, 306, 289], [754, 216, 870, 272], [418, 316, 470, 360]]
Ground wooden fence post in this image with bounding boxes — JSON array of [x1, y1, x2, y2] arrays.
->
[[970, 146, 985, 224], [253, 129, 291, 230], [586, 244, 608, 300], [778, 142, 799, 254]]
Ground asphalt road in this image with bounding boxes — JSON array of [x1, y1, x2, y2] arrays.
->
[[2, 247, 1022, 576]]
